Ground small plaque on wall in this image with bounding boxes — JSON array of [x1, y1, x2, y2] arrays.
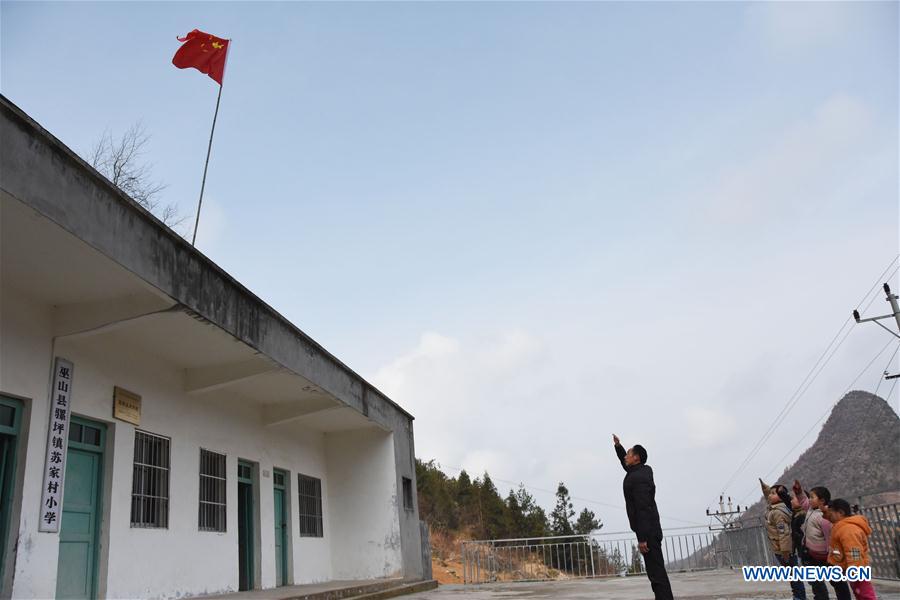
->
[[113, 387, 141, 426]]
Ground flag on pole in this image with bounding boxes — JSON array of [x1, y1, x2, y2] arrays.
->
[[172, 29, 230, 85]]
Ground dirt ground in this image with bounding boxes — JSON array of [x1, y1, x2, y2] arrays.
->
[[431, 555, 572, 585], [432, 555, 465, 584]]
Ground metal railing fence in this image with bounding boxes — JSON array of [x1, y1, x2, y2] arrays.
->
[[728, 503, 900, 581], [461, 534, 595, 584], [459, 503, 900, 584], [860, 502, 900, 580], [461, 528, 727, 584], [720, 523, 776, 568], [590, 527, 724, 577]]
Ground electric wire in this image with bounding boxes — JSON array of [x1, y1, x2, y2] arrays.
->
[[714, 255, 899, 499], [885, 375, 899, 406], [721, 259, 899, 494], [719, 320, 853, 494], [735, 337, 898, 507], [872, 341, 900, 400]]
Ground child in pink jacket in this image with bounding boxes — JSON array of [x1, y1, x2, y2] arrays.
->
[[794, 482, 851, 600]]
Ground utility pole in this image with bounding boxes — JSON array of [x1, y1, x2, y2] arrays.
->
[[853, 283, 900, 378], [707, 495, 744, 531], [708, 495, 744, 568]]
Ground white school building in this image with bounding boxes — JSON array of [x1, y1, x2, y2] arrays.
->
[[0, 95, 428, 598]]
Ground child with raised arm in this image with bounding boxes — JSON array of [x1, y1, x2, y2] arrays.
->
[[795, 481, 851, 600], [762, 480, 806, 600]]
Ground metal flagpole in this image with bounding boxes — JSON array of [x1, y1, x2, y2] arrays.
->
[[191, 82, 223, 246]]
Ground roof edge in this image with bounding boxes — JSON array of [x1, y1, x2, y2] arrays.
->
[[0, 93, 414, 422]]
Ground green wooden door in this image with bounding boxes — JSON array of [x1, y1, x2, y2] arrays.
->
[[273, 470, 287, 586], [0, 397, 23, 589], [56, 418, 105, 600], [237, 461, 254, 591]]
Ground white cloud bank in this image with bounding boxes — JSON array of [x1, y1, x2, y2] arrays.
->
[[707, 94, 877, 225], [373, 329, 545, 479], [683, 407, 738, 449]]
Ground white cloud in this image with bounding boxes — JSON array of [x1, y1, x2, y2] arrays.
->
[[193, 197, 227, 250], [706, 94, 877, 224], [749, 3, 857, 53], [372, 329, 546, 477], [684, 407, 738, 449], [480, 329, 542, 372], [461, 450, 515, 482]]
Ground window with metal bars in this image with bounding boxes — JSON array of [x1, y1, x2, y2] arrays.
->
[[199, 449, 226, 532], [402, 477, 414, 511], [131, 430, 170, 528], [297, 474, 323, 537]]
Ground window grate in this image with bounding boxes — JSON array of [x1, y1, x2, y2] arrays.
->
[[131, 430, 170, 528], [402, 477, 414, 511], [199, 449, 226, 532], [298, 474, 323, 537]]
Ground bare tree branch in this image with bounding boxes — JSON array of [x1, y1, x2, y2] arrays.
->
[[87, 123, 183, 228]]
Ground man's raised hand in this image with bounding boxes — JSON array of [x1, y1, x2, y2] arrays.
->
[[613, 434, 620, 446]]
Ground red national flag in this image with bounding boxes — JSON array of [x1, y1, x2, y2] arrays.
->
[[172, 29, 230, 85]]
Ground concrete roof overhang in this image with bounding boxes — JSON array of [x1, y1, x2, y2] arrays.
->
[[0, 94, 412, 432]]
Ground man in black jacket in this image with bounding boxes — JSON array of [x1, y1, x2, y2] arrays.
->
[[613, 434, 674, 600]]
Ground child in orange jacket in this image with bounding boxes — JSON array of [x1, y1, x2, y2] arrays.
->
[[826, 499, 877, 600]]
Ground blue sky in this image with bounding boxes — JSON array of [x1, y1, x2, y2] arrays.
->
[[3, 1, 898, 531]]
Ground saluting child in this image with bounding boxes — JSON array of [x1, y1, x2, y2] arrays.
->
[[795, 482, 852, 600], [762, 479, 806, 600]]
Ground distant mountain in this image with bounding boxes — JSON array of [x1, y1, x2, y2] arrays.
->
[[741, 390, 900, 520]]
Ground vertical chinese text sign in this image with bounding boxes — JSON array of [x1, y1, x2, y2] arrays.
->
[[38, 358, 74, 533]]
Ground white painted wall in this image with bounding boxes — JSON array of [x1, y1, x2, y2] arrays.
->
[[325, 429, 402, 580], [0, 287, 57, 600], [1, 285, 405, 599]]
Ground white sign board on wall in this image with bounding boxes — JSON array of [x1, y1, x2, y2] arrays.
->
[[38, 357, 74, 533]]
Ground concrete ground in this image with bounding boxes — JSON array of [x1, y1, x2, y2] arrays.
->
[[199, 579, 377, 599], [404, 571, 900, 600]]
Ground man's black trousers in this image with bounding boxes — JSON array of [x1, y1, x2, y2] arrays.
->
[[642, 535, 674, 600]]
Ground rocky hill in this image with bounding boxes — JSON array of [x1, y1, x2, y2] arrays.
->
[[741, 390, 900, 520]]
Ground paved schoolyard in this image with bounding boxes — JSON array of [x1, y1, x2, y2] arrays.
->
[[405, 570, 900, 600]]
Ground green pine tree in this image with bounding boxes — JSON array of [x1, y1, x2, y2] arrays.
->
[[549, 482, 575, 536], [505, 489, 527, 538], [455, 469, 476, 531], [574, 507, 602, 534], [514, 485, 549, 538], [415, 459, 458, 530], [475, 473, 508, 539]]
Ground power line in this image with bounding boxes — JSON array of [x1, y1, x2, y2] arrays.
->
[[725, 259, 899, 493], [760, 337, 896, 483], [735, 337, 898, 507], [885, 374, 899, 406], [872, 341, 900, 399], [857, 256, 900, 311], [714, 255, 899, 499], [719, 319, 854, 493]]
